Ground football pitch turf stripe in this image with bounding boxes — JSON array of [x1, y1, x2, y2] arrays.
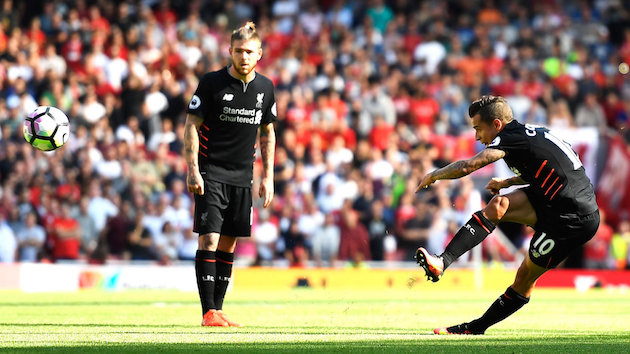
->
[[1, 289, 628, 352]]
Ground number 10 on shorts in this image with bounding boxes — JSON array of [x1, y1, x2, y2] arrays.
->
[[533, 232, 555, 255]]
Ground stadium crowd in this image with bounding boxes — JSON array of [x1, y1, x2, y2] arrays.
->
[[0, 0, 629, 270]]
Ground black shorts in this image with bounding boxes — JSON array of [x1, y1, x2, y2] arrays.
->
[[527, 209, 600, 269], [193, 179, 252, 237]]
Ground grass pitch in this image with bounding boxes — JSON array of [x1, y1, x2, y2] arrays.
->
[[1, 287, 629, 353]]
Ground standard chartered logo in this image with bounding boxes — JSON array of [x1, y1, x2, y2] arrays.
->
[[220, 106, 262, 125]]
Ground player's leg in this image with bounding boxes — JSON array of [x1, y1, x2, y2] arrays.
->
[[214, 185, 252, 327], [434, 253, 546, 335], [194, 180, 230, 326], [215, 236, 237, 310], [215, 235, 241, 327], [416, 189, 536, 281], [197, 232, 229, 326]]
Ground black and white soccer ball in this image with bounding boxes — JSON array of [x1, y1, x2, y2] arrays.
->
[[23, 106, 70, 151]]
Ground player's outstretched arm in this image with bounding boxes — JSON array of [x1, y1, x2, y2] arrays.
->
[[259, 122, 275, 208], [184, 114, 205, 195], [415, 148, 506, 192], [486, 176, 527, 195]]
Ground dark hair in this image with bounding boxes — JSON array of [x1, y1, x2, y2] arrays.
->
[[468, 95, 513, 125], [230, 21, 260, 45]]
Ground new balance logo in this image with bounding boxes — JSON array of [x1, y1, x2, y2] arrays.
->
[[223, 93, 234, 101], [464, 223, 475, 235], [202, 275, 215, 282]]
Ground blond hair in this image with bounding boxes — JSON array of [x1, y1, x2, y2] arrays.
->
[[230, 21, 260, 45]]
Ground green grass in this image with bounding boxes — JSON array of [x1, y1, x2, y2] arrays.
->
[[1, 287, 629, 353]]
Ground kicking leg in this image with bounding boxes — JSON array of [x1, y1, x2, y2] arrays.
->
[[416, 189, 536, 281]]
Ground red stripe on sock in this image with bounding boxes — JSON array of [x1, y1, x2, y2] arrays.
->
[[195, 258, 216, 263], [216, 258, 233, 264], [535, 160, 547, 178], [503, 292, 512, 300], [473, 214, 491, 233], [541, 168, 555, 188]]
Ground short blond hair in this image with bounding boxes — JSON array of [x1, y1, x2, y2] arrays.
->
[[230, 21, 260, 45]]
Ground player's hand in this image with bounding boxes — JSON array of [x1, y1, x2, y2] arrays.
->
[[259, 177, 274, 208], [187, 170, 204, 195], [485, 177, 507, 195], [415, 172, 435, 193]]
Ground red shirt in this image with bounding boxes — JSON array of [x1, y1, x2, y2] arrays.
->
[[338, 222, 371, 261], [52, 217, 81, 260], [583, 223, 614, 261], [368, 123, 394, 151], [409, 97, 440, 126]]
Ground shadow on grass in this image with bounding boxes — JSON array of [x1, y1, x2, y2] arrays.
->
[[3, 339, 630, 353]]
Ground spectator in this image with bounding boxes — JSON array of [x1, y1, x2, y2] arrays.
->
[[366, 200, 390, 261], [253, 209, 279, 265], [610, 220, 630, 270], [583, 211, 614, 269], [311, 213, 340, 267], [50, 202, 81, 261], [338, 210, 371, 264], [574, 91, 607, 130], [73, 196, 98, 256], [87, 180, 118, 234], [399, 201, 433, 259], [102, 200, 134, 259], [0, 213, 17, 263], [16, 212, 46, 262], [177, 227, 198, 261], [153, 221, 180, 263]]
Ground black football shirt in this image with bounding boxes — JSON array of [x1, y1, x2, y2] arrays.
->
[[488, 120, 598, 215], [186, 66, 277, 187]]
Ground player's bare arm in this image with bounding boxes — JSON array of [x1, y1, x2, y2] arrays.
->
[[415, 148, 506, 192], [184, 113, 205, 195], [259, 122, 275, 207], [486, 176, 527, 195]]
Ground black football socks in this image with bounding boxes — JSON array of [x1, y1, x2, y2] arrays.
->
[[214, 250, 234, 310], [441, 211, 496, 268], [195, 250, 216, 315], [467, 287, 530, 334]]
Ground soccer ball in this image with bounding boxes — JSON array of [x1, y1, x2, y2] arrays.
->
[[23, 106, 70, 151]]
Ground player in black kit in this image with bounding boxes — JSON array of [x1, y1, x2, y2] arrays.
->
[[415, 96, 599, 334], [184, 22, 276, 327]]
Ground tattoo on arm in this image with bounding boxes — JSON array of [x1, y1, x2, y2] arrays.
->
[[431, 148, 505, 181], [507, 176, 527, 186], [259, 123, 275, 178], [183, 114, 203, 171]]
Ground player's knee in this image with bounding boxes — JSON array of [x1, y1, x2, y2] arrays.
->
[[483, 196, 510, 223], [198, 234, 219, 251]]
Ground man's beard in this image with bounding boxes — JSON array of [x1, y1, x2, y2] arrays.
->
[[233, 61, 256, 76]]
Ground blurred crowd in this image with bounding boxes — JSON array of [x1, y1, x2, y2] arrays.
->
[[0, 0, 629, 270]]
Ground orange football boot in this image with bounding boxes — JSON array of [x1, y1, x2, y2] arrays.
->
[[201, 309, 229, 327], [415, 247, 444, 282], [217, 310, 243, 327]]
